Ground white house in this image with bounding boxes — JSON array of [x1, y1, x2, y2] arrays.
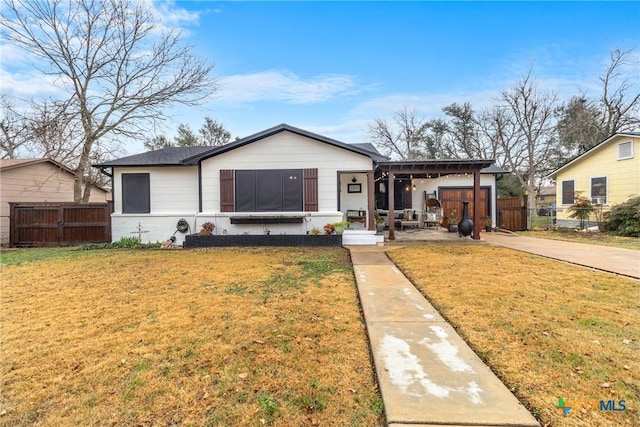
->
[[96, 124, 389, 245], [96, 124, 499, 245]]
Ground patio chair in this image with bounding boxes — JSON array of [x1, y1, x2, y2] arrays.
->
[[423, 198, 442, 229]]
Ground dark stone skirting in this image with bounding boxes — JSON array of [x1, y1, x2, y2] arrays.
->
[[184, 234, 342, 248]]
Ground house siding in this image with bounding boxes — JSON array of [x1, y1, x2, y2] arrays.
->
[[108, 131, 375, 245], [554, 135, 640, 225], [110, 166, 199, 243], [0, 161, 108, 245], [200, 131, 373, 213], [112, 166, 199, 214]]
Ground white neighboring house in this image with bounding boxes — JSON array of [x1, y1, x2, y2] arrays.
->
[[95, 124, 387, 245]]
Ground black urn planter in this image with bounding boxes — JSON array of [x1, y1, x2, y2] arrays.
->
[[457, 201, 474, 237]]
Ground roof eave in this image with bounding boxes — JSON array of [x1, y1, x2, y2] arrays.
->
[[548, 132, 640, 179], [183, 124, 378, 165]]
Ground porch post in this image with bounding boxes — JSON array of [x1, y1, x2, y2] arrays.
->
[[388, 170, 395, 240], [473, 170, 481, 240], [367, 170, 375, 231]]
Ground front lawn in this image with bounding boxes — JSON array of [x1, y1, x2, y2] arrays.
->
[[388, 244, 639, 426], [0, 247, 383, 426], [517, 230, 640, 251]]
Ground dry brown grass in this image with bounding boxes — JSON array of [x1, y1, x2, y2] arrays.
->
[[0, 247, 383, 427], [387, 243, 639, 426], [518, 230, 640, 251]]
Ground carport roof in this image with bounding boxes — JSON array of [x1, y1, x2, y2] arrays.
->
[[376, 159, 498, 175]]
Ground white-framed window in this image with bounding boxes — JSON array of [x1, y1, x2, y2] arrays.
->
[[590, 176, 607, 205], [122, 173, 150, 213], [618, 140, 633, 160], [561, 180, 574, 205]]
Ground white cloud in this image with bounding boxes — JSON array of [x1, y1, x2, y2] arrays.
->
[[0, 67, 62, 96], [353, 89, 501, 121], [148, 0, 202, 28], [0, 44, 27, 64], [300, 119, 372, 144], [216, 70, 359, 104]]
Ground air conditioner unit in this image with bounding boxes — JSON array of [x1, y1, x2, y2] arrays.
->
[[591, 197, 604, 205]]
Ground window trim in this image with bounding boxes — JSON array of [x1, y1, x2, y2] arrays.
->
[[617, 140, 634, 160], [590, 176, 608, 205], [561, 179, 575, 205], [122, 173, 150, 213]]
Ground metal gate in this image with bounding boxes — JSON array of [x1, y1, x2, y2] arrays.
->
[[497, 197, 527, 231], [9, 203, 112, 247]]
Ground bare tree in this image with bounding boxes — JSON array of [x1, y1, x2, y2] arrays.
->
[[497, 71, 558, 214], [599, 48, 640, 137], [554, 48, 639, 161], [0, 94, 32, 159], [368, 107, 430, 160], [476, 106, 510, 165], [1, 0, 216, 202]]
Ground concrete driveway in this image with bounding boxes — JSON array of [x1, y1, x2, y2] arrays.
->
[[482, 232, 640, 279]]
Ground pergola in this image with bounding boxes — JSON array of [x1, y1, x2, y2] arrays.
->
[[375, 159, 495, 240]]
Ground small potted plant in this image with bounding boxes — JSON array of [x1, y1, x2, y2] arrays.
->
[[199, 221, 215, 235], [323, 223, 336, 235], [447, 210, 459, 233], [482, 216, 492, 232], [375, 211, 385, 234], [333, 220, 349, 235]]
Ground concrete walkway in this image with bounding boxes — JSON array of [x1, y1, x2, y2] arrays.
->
[[482, 232, 640, 280], [348, 246, 540, 427]]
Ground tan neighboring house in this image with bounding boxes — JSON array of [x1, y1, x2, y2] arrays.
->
[[0, 158, 110, 245], [536, 186, 556, 210], [548, 132, 640, 227]]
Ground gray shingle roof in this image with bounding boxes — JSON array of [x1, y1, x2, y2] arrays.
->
[[94, 146, 213, 167], [94, 124, 383, 167], [350, 143, 388, 161], [480, 163, 508, 174]]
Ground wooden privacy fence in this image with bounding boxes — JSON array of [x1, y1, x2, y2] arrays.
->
[[497, 197, 528, 231], [9, 202, 112, 247]]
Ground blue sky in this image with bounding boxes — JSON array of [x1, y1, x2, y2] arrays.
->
[[2, 1, 639, 155]]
